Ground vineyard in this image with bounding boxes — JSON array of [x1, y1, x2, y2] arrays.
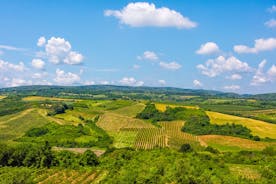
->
[[33, 169, 105, 184]]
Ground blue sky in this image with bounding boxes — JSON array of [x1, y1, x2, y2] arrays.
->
[[0, 0, 275, 94]]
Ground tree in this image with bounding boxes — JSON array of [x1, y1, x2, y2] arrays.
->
[[79, 150, 99, 166]]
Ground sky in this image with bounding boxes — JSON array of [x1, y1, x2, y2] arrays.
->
[[0, 0, 276, 94]]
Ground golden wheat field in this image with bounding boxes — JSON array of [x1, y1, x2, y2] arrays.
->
[[155, 103, 199, 112], [207, 111, 276, 139]]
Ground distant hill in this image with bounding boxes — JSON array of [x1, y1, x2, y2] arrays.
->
[[0, 85, 275, 100]]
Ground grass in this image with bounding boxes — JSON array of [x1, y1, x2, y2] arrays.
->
[[112, 103, 145, 117], [155, 103, 199, 112], [0, 109, 50, 143], [207, 111, 276, 139], [97, 112, 154, 133], [199, 135, 276, 152]]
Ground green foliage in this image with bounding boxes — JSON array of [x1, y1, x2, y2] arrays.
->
[[0, 167, 34, 184], [47, 103, 73, 116], [19, 117, 112, 148], [0, 95, 29, 116], [179, 144, 193, 153]]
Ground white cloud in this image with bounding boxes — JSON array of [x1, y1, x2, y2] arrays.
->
[[100, 81, 110, 85], [39, 37, 83, 65], [64, 51, 84, 65], [0, 45, 23, 51], [196, 42, 219, 55], [268, 5, 276, 13], [158, 79, 166, 85], [227, 74, 242, 80], [37, 36, 46, 47], [197, 56, 250, 77], [265, 19, 276, 28], [234, 38, 276, 54], [223, 85, 240, 91], [0, 60, 26, 72], [32, 72, 48, 79], [133, 64, 140, 69], [104, 2, 197, 29], [137, 51, 158, 61], [193, 79, 202, 87], [159, 61, 182, 70], [54, 69, 80, 85], [268, 65, 276, 77], [6, 78, 32, 87], [119, 77, 144, 86], [83, 81, 95, 85], [31, 59, 45, 70], [251, 60, 269, 85]]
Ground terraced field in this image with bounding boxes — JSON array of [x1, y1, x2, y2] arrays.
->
[[33, 169, 104, 184], [199, 135, 276, 151], [207, 111, 276, 139]]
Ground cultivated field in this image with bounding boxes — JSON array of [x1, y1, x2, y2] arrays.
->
[[199, 135, 275, 151], [155, 103, 199, 112], [22, 96, 78, 102], [207, 111, 276, 139]]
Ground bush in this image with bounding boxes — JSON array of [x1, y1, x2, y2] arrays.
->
[[179, 144, 193, 153]]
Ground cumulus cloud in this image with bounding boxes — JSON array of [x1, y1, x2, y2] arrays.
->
[[159, 61, 182, 70], [0, 60, 26, 72], [251, 60, 276, 85], [38, 37, 84, 65], [32, 72, 48, 79], [223, 85, 240, 91], [137, 51, 158, 61], [196, 42, 219, 55], [234, 38, 276, 54], [31, 59, 45, 70], [158, 79, 166, 85], [37, 36, 46, 47], [104, 2, 197, 29], [227, 74, 242, 80], [197, 56, 250, 77], [265, 19, 276, 28], [193, 79, 203, 87], [119, 77, 144, 86], [54, 69, 80, 85]]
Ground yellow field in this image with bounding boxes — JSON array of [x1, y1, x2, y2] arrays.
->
[[155, 103, 199, 112], [22, 96, 78, 102], [0, 95, 6, 100], [199, 135, 275, 151], [207, 111, 276, 139]]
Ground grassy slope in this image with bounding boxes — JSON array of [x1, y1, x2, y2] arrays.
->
[[0, 109, 50, 143], [207, 111, 276, 139], [155, 103, 199, 112]]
